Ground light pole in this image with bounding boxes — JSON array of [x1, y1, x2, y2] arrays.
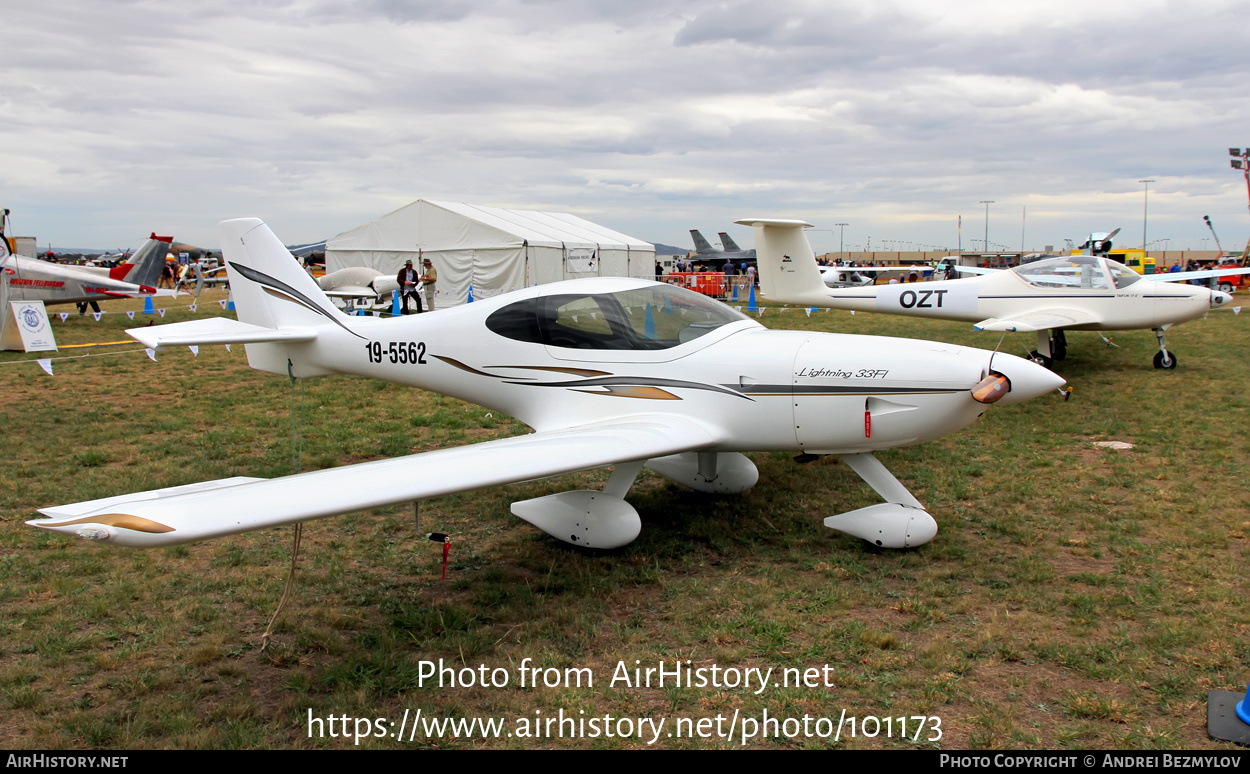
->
[[1139, 179, 1155, 251], [980, 201, 994, 255], [835, 222, 848, 261]]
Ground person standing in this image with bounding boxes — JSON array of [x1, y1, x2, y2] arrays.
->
[[420, 257, 437, 312], [396, 259, 422, 314]]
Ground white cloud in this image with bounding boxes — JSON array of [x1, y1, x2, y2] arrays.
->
[[1, 0, 1247, 252]]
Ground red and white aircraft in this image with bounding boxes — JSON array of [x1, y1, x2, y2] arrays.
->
[[1, 233, 172, 307]]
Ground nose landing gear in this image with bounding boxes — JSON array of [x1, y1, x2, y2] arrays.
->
[[1152, 327, 1177, 370]]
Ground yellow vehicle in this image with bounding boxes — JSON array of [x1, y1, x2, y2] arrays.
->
[[1070, 246, 1156, 274]]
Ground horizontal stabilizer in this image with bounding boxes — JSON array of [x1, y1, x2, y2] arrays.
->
[[974, 308, 1102, 332], [127, 317, 317, 349]]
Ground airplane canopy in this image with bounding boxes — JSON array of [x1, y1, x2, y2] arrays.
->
[[1013, 255, 1142, 290], [486, 283, 753, 351]]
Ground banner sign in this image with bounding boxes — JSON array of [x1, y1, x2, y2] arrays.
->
[[7, 301, 58, 352], [565, 248, 598, 274]]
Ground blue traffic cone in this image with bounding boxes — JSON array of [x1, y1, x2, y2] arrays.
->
[[644, 303, 656, 339], [227, 288, 235, 312], [143, 297, 154, 314], [467, 285, 475, 303], [731, 279, 739, 301], [747, 284, 757, 313], [390, 290, 401, 317]]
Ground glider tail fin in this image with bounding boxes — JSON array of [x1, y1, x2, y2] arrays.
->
[[735, 218, 829, 305], [217, 218, 356, 376]]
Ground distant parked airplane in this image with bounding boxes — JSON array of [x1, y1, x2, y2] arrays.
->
[[689, 229, 756, 269]]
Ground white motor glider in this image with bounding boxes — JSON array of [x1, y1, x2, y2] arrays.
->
[[28, 218, 1064, 551], [1, 233, 173, 307], [316, 266, 402, 308], [747, 220, 1247, 370]]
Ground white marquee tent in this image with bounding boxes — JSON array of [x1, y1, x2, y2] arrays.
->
[[324, 200, 656, 308]]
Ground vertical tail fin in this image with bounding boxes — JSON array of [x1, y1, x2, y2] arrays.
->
[[219, 218, 360, 375], [690, 229, 716, 254], [718, 232, 742, 252], [119, 234, 173, 287], [220, 218, 345, 330], [735, 219, 828, 305]]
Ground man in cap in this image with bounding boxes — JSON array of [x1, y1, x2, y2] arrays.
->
[[396, 258, 422, 314], [420, 257, 437, 312]]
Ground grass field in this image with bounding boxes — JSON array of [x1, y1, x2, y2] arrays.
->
[[2, 287, 1248, 749]]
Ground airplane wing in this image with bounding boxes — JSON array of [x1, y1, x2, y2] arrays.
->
[[323, 285, 385, 299], [1144, 267, 1250, 282], [27, 415, 723, 547], [974, 308, 1103, 332], [953, 265, 1003, 275]]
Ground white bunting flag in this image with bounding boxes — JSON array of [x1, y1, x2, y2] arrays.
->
[[146, 348, 157, 361], [126, 311, 135, 320], [158, 309, 166, 317], [37, 359, 53, 376], [219, 300, 227, 309], [92, 312, 102, 321], [734, 306, 742, 312], [225, 344, 231, 352], [759, 307, 766, 315], [188, 346, 199, 357], [189, 304, 196, 313], [58, 313, 68, 321], [850, 310, 856, 315], [1234, 307, 1242, 315], [805, 308, 812, 317]]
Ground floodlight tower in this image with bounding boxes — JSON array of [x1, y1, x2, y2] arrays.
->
[[1139, 179, 1155, 251], [980, 200, 994, 255], [835, 222, 848, 261]]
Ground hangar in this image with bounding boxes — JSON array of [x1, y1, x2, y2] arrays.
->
[[324, 199, 656, 308]]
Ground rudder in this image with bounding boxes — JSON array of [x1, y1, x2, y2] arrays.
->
[[735, 218, 828, 305], [219, 218, 355, 376]]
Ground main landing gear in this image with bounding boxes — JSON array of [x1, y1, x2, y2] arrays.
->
[[1152, 327, 1177, 370], [823, 453, 937, 549], [1028, 329, 1066, 370]]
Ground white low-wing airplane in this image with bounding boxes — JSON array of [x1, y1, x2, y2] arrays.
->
[[316, 266, 401, 301], [28, 218, 1063, 551], [745, 220, 1247, 370], [1, 233, 173, 307]]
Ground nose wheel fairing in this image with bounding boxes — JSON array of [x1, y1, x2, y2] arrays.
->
[[823, 452, 938, 549]]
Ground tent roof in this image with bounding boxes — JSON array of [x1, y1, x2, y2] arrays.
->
[[327, 199, 653, 252]]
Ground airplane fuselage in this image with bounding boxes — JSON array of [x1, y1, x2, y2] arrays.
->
[[1, 254, 159, 306], [796, 270, 1221, 331], [260, 279, 1055, 457]]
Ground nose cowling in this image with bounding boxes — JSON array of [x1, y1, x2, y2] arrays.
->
[[987, 352, 1066, 405], [1211, 290, 1232, 308]]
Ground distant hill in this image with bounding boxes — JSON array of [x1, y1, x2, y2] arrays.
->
[[652, 243, 688, 256]]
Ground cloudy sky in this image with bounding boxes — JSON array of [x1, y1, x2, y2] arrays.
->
[[4, 0, 1249, 255]]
